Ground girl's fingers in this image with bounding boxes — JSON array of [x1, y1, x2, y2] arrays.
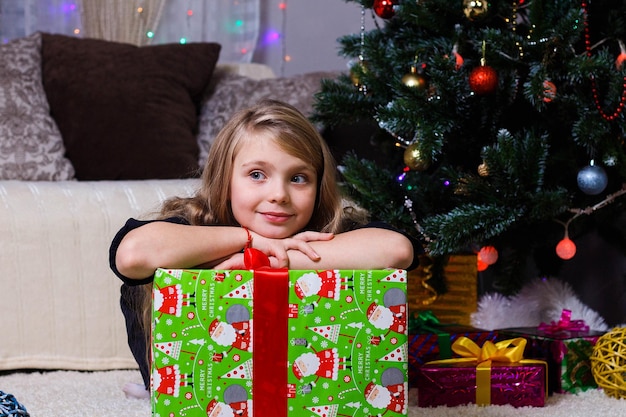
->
[[272, 250, 289, 268], [289, 240, 320, 261], [292, 231, 334, 242]]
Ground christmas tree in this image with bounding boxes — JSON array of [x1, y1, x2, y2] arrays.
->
[[313, 0, 626, 294]]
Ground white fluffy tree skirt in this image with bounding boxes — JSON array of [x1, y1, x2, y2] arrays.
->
[[471, 278, 610, 331], [1, 369, 626, 417]]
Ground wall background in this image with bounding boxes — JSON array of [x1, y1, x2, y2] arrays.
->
[[253, 1, 366, 77], [0, 1, 367, 77]]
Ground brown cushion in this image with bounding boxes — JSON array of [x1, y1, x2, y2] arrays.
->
[[41, 33, 221, 180]]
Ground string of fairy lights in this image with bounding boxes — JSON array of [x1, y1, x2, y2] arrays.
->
[[57, 1, 289, 66]]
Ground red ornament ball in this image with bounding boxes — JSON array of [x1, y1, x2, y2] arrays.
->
[[469, 65, 498, 95], [373, 0, 397, 19], [556, 238, 577, 260], [477, 246, 499, 265], [616, 52, 626, 69], [477, 259, 489, 272]]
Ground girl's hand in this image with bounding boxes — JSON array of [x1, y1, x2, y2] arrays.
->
[[255, 231, 334, 267], [212, 231, 334, 269]]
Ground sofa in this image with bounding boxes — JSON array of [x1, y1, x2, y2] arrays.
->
[[0, 32, 341, 371]]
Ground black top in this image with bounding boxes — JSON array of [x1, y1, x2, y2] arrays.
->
[[109, 217, 423, 284], [108, 216, 422, 390]]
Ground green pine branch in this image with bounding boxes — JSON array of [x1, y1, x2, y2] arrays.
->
[[316, 0, 626, 292]]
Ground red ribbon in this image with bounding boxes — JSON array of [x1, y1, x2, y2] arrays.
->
[[246, 248, 288, 417], [538, 309, 589, 335]]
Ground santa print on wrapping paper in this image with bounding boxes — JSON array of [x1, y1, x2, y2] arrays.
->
[[364, 367, 407, 416], [293, 270, 353, 308], [208, 304, 252, 355], [153, 282, 195, 319], [366, 288, 407, 339], [292, 345, 352, 388], [204, 385, 250, 417]]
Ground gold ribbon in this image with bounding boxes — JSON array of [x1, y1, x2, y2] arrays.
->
[[426, 337, 547, 405]]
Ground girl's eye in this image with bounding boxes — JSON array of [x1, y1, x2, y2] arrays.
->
[[292, 174, 308, 184], [250, 171, 266, 180]]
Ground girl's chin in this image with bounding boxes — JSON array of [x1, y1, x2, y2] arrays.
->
[[255, 225, 299, 240]]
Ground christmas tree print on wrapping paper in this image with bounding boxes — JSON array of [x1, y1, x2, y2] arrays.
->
[[150, 268, 408, 417]]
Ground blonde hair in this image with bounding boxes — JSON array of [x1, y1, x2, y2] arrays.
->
[[159, 99, 345, 233]]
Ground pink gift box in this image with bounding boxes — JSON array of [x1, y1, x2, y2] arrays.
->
[[416, 361, 547, 407]]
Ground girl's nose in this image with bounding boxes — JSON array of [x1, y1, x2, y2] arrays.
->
[[268, 181, 290, 203]]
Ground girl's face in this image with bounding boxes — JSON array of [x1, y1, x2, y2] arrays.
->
[[230, 132, 318, 239]]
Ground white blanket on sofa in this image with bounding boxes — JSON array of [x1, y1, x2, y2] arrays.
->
[[0, 179, 200, 371]]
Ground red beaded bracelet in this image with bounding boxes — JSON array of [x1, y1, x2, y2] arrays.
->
[[242, 226, 252, 250]]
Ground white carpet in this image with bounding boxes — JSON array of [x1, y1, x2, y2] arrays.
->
[[2, 369, 626, 416]]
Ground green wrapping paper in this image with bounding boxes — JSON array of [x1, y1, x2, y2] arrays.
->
[[151, 265, 408, 417]]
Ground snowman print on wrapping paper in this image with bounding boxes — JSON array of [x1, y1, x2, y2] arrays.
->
[[208, 304, 252, 356], [366, 288, 407, 339], [293, 270, 353, 312]]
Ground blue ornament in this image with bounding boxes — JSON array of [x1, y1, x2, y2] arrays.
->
[[577, 163, 608, 195], [0, 391, 29, 416]]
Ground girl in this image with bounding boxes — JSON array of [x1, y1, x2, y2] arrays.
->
[[109, 99, 420, 398]]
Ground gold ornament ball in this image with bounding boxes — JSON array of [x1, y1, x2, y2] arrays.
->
[[463, 0, 489, 20], [591, 327, 626, 399], [402, 72, 428, 90], [403, 143, 430, 171], [477, 162, 489, 177]]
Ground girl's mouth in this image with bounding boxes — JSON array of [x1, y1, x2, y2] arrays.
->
[[261, 212, 292, 223]]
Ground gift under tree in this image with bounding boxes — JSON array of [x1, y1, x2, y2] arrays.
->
[[314, 0, 626, 306]]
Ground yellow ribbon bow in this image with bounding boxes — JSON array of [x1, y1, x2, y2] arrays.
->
[[453, 336, 527, 363], [427, 336, 546, 406]]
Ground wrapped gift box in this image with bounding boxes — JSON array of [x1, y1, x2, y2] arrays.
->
[[417, 361, 547, 407], [407, 311, 498, 387], [500, 323, 603, 393], [408, 254, 477, 325], [151, 262, 408, 416], [416, 337, 547, 408]]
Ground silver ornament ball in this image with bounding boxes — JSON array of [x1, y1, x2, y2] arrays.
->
[[577, 164, 608, 195]]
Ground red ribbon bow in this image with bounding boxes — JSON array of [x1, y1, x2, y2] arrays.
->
[[538, 309, 589, 335], [244, 247, 271, 269]]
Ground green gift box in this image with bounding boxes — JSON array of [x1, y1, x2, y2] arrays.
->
[[151, 264, 408, 417]]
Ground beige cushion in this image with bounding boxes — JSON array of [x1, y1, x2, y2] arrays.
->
[[0, 179, 200, 371], [0, 32, 75, 180]]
